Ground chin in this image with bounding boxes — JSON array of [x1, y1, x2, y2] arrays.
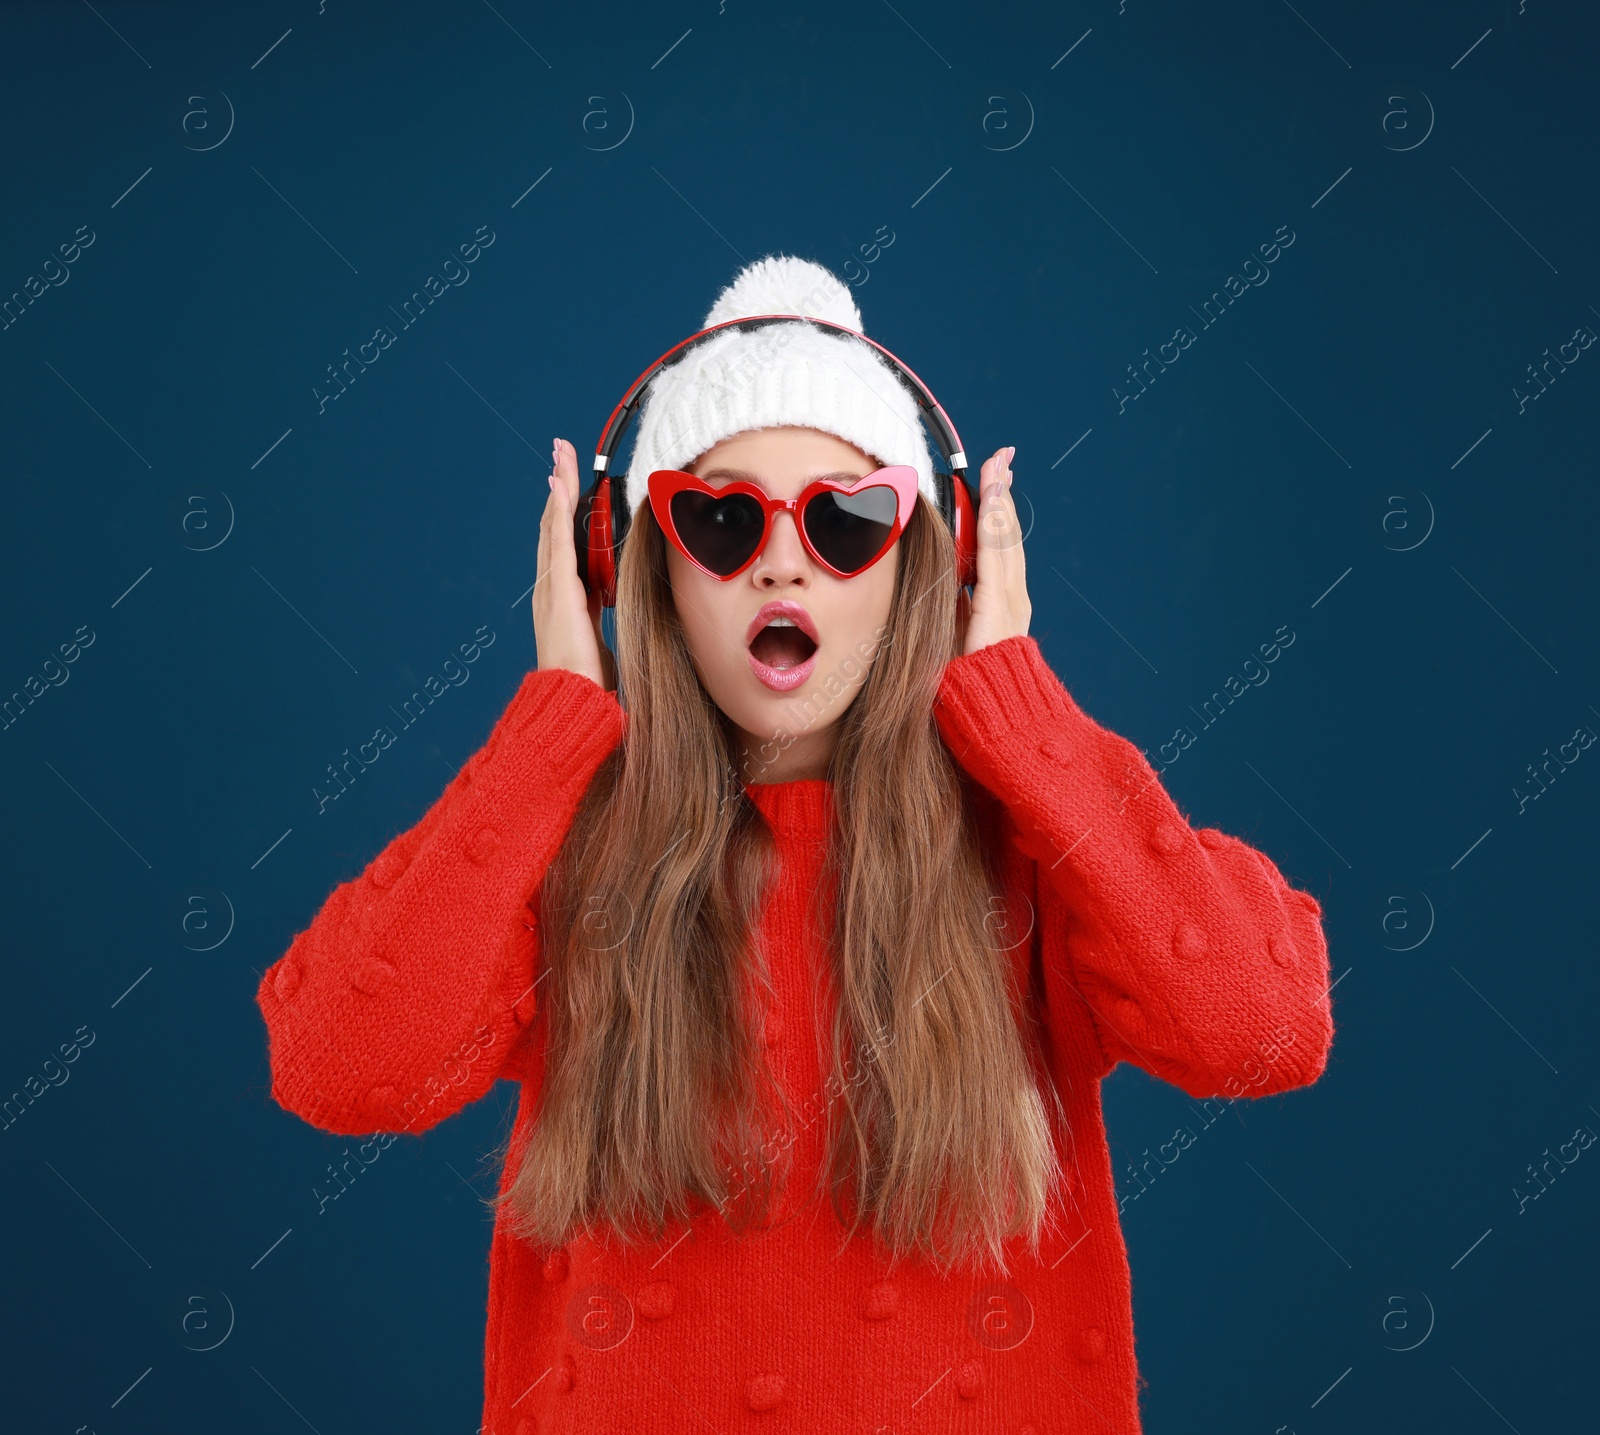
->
[[726, 677, 813, 733]]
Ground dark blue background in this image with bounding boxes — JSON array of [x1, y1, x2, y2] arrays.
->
[[3, 1, 1595, 1430]]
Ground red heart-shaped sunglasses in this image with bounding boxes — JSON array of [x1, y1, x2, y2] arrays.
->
[[647, 464, 921, 581]]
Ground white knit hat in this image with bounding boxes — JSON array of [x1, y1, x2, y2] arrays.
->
[[622, 254, 937, 517]]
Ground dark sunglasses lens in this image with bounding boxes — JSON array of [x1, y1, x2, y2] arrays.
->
[[803, 485, 899, 574], [669, 490, 766, 576]]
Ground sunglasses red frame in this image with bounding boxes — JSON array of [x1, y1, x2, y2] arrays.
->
[[647, 464, 921, 581]]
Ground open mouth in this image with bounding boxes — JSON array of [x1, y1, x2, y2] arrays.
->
[[748, 618, 818, 671], [746, 613, 820, 692]]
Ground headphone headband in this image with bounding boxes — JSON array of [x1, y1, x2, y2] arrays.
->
[[577, 314, 977, 608], [592, 314, 968, 481]]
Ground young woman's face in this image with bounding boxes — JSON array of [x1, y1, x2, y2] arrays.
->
[[665, 426, 900, 784]]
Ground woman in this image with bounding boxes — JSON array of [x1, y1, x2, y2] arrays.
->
[[256, 255, 1334, 1433]]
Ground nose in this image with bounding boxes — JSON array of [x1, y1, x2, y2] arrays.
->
[[752, 508, 809, 586]]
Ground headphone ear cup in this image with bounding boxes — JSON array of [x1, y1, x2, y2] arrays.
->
[[572, 488, 592, 596], [574, 477, 617, 609], [941, 472, 979, 590]]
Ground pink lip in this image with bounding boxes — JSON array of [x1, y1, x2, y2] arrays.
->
[[746, 600, 820, 692], [748, 647, 817, 692]]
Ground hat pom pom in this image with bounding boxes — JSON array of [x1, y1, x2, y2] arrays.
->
[[701, 254, 863, 331]]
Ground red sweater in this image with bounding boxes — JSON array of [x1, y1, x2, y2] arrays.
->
[[256, 635, 1333, 1433]]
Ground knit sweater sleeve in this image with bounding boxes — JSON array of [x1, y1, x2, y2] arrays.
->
[[255, 667, 626, 1137], [933, 635, 1333, 1100]]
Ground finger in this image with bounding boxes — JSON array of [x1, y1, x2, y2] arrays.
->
[[975, 470, 1008, 601], [1000, 445, 1024, 571], [536, 471, 553, 606], [982, 452, 1026, 623], [537, 469, 560, 584], [992, 446, 1022, 560], [554, 437, 582, 505], [978, 450, 1017, 557], [544, 449, 580, 585], [983, 449, 1014, 514], [999, 451, 1030, 629], [993, 447, 1018, 521], [977, 455, 1006, 522]]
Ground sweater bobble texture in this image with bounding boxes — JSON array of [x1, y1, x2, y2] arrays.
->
[[256, 639, 1336, 1433]]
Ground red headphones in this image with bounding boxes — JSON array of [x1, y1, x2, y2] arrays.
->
[[573, 314, 979, 608]]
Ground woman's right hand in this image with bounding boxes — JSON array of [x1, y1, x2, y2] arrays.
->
[[534, 437, 618, 692]]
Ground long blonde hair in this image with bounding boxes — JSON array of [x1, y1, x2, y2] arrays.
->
[[490, 492, 1065, 1275]]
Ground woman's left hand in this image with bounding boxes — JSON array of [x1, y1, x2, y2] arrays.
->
[[956, 445, 1032, 657]]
